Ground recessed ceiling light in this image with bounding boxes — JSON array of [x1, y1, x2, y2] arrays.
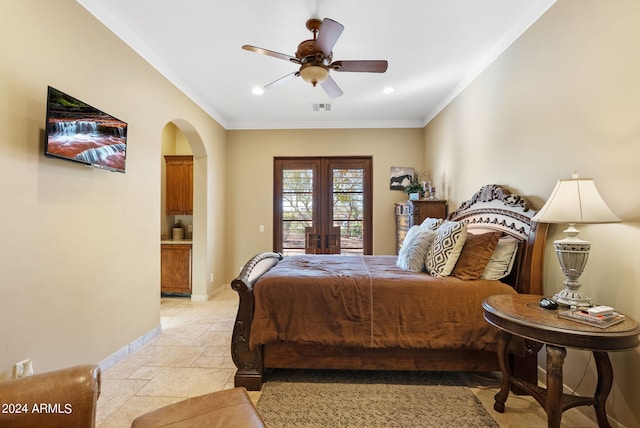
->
[[382, 87, 395, 94], [252, 87, 264, 95]]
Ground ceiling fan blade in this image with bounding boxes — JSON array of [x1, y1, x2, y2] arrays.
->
[[242, 45, 300, 64], [315, 18, 344, 56], [320, 75, 343, 99], [264, 71, 300, 89], [330, 60, 388, 73]]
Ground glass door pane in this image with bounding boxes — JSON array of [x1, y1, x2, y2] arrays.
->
[[332, 168, 364, 255], [281, 168, 313, 256]]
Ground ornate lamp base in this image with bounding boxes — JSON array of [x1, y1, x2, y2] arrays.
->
[[553, 288, 592, 307], [552, 225, 592, 308]]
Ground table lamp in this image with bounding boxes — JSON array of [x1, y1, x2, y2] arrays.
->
[[532, 173, 620, 307]]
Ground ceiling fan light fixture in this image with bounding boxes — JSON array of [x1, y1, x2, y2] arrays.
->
[[300, 65, 329, 87], [243, 17, 387, 97]]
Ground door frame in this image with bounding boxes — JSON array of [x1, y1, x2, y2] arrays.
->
[[273, 156, 373, 255]]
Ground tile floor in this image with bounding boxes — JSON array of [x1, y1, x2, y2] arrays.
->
[[96, 288, 597, 427]]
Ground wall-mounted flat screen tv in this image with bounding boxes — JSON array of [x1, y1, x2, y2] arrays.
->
[[44, 86, 128, 173]]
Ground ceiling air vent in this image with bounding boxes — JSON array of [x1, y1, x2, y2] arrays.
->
[[312, 103, 332, 112]]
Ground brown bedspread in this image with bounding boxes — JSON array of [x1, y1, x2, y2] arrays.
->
[[250, 255, 516, 351]]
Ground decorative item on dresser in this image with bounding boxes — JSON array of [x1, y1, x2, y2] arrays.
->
[[394, 202, 413, 254], [394, 199, 448, 254]]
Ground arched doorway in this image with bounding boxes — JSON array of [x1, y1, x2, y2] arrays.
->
[[160, 120, 209, 300]]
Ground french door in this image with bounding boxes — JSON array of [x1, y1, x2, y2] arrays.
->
[[274, 156, 372, 255]]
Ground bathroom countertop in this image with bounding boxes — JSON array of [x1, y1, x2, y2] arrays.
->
[[161, 240, 192, 245]]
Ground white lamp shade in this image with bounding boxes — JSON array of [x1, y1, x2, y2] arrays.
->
[[532, 178, 620, 224]]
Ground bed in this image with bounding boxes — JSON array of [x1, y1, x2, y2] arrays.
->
[[231, 184, 549, 391]]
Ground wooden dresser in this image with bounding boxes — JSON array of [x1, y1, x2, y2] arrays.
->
[[394, 200, 447, 254]]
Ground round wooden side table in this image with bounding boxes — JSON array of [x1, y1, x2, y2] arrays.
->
[[482, 294, 640, 428]]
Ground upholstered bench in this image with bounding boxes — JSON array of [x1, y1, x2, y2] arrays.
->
[[130, 387, 266, 427]]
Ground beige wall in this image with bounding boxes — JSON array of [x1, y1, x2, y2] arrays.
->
[[0, 0, 226, 379], [424, 1, 640, 426], [225, 128, 425, 279]]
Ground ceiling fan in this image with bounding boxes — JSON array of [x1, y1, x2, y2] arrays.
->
[[242, 18, 388, 98]]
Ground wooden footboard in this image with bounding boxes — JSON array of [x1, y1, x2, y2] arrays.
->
[[264, 343, 502, 371], [264, 341, 541, 391], [230, 252, 283, 391]]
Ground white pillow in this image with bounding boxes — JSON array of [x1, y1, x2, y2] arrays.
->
[[397, 226, 438, 272], [420, 217, 444, 231], [397, 225, 422, 268], [425, 220, 468, 277], [481, 237, 519, 280]]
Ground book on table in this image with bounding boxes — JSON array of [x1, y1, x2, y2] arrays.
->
[[585, 305, 614, 316], [558, 308, 626, 329]]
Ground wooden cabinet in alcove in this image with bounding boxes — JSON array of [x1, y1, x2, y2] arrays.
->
[[165, 155, 193, 215], [161, 244, 192, 294]]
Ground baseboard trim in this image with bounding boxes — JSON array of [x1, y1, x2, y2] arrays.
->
[[191, 283, 228, 302], [98, 324, 161, 372]]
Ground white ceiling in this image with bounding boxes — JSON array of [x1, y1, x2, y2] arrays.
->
[[77, 0, 555, 130]]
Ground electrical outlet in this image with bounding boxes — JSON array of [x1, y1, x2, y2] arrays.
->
[[13, 362, 24, 378], [14, 359, 32, 378], [24, 360, 33, 376], [210, 273, 214, 282]]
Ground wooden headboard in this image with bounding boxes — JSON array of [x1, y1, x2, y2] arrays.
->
[[448, 184, 548, 295]]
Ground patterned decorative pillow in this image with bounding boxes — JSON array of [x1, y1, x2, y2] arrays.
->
[[396, 226, 438, 272], [481, 237, 520, 280], [420, 217, 444, 231], [425, 220, 468, 277], [452, 231, 502, 280]]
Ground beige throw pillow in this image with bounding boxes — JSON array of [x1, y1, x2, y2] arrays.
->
[[481, 236, 519, 280]]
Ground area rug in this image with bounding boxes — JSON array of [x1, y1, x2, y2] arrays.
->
[[256, 369, 499, 428]]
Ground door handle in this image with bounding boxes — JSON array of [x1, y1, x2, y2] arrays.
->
[[326, 233, 338, 247]]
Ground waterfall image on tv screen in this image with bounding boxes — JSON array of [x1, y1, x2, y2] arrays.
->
[[45, 86, 128, 173]]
